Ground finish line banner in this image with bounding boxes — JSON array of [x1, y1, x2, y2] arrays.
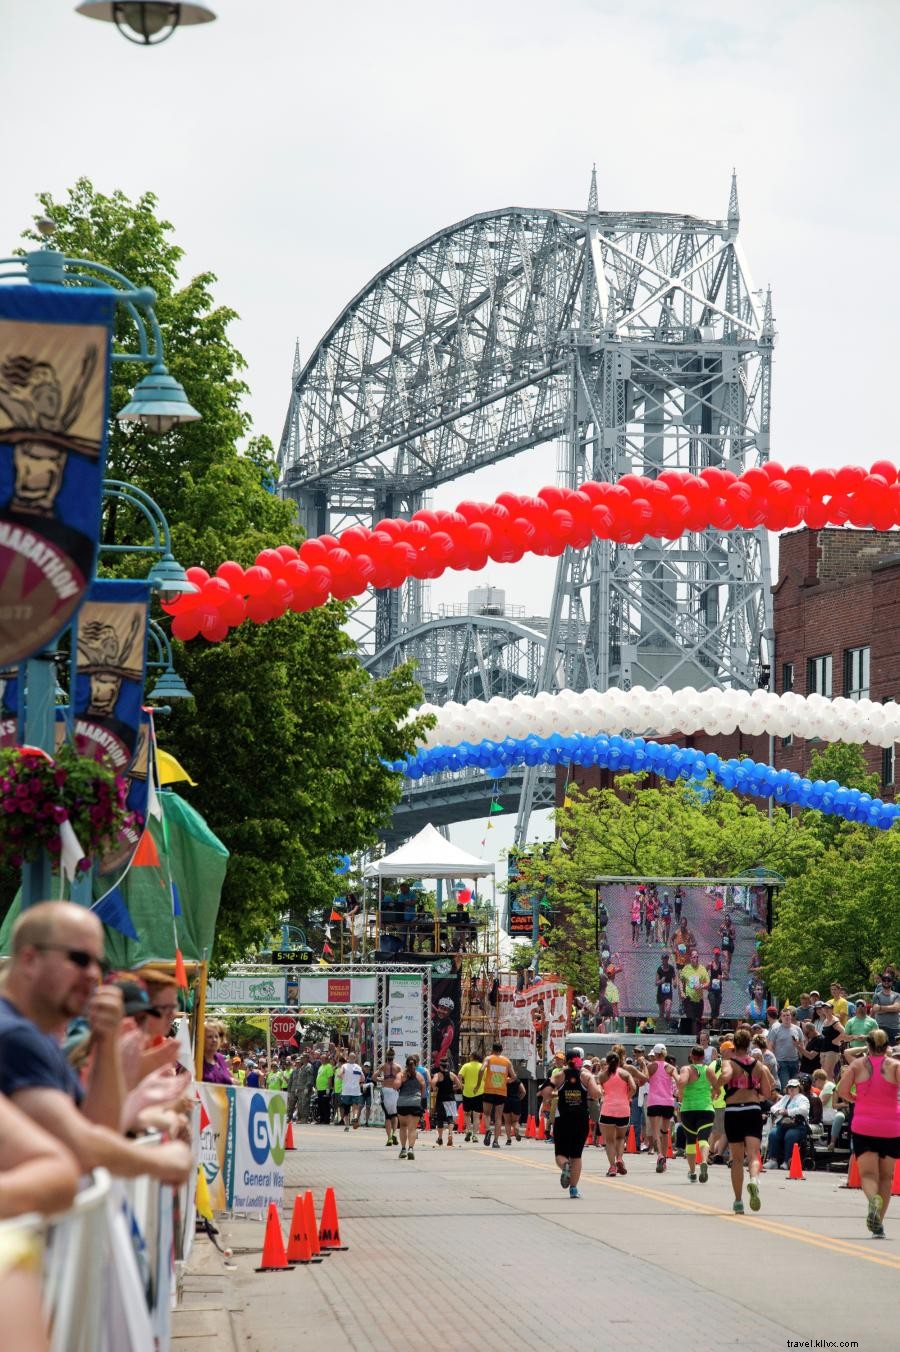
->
[[198, 1084, 287, 1218], [0, 285, 115, 665]]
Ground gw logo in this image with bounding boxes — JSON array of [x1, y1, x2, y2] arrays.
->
[[247, 1093, 287, 1166]]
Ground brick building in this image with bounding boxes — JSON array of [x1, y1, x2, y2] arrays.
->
[[559, 526, 900, 805]]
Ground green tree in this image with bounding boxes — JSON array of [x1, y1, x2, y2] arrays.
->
[[15, 181, 430, 965]]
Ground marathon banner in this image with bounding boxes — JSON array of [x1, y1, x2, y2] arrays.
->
[[0, 286, 115, 665], [73, 578, 150, 774], [430, 972, 461, 1070], [198, 1084, 287, 1218], [497, 980, 569, 1073], [387, 973, 424, 1062], [97, 708, 151, 878]]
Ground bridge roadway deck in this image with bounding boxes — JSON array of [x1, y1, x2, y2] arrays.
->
[[175, 1125, 894, 1352]]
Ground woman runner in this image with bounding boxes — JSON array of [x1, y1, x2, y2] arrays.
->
[[431, 1059, 461, 1147], [645, 1043, 678, 1172], [676, 1046, 719, 1183], [837, 1029, 900, 1238], [630, 893, 642, 945], [396, 1056, 427, 1160], [551, 1046, 601, 1197], [597, 1050, 635, 1177], [719, 1027, 774, 1213]]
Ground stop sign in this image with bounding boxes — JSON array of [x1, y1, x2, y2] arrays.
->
[[271, 1015, 297, 1043]]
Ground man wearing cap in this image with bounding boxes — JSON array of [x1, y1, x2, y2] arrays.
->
[[764, 1079, 811, 1170]]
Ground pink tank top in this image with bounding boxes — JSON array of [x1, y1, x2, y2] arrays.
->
[[647, 1060, 675, 1108], [852, 1056, 900, 1137], [602, 1070, 630, 1117]]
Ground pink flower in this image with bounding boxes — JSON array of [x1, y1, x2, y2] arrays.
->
[[51, 805, 68, 824]]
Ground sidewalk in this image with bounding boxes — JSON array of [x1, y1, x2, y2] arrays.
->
[[174, 1123, 899, 1351]]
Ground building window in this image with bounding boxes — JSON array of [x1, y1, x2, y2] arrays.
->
[[883, 745, 895, 788], [807, 654, 833, 697], [781, 662, 794, 694], [844, 646, 870, 701]]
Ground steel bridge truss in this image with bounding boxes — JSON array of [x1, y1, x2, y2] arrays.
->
[[279, 172, 774, 840]]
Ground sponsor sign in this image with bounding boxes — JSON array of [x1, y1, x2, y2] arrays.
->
[[197, 1084, 286, 1218], [296, 975, 376, 1006], [387, 973, 423, 1062], [206, 975, 288, 1007], [0, 285, 115, 664]]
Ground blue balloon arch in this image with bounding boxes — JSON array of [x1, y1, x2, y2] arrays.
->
[[390, 732, 899, 831]]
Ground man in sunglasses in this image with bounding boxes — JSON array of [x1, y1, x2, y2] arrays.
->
[[871, 969, 900, 1040], [0, 901, 191, 1186]]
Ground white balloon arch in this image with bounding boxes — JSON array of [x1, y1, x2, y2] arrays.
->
[[412, 687, 900, 752]]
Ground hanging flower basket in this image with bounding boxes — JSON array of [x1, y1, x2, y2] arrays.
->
[[0, 744, 140, 871]]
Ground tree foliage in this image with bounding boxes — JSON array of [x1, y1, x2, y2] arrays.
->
[[17, 180, 429, 964]]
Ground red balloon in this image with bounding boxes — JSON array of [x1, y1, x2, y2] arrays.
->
[[835, 464, 866, 493], [256, 548, 284, 574], [221, 593, 246, 625], [426, 531, 456, 561], [202, 577, 231, 601], [216, 560, 245, 586], [299, 538, 330, 566], [809, 467, 837, 497], [309, 565, 333, 596], [246, 595, 274, 623], [276, 544, 299, 561], [760, 461, 786, 481], [171, 612, 201, 641], [339, 526, 372, 554], [871, 459, 897, 485], [243, 565, 273, 597], [466, 522, 493, 553], [185, 566, 210, 587], [282, 559, 311, 588]]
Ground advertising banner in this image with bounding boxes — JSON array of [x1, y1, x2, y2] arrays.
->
[[197, 1083, 233, 1214], [197, 1084, 287, 1218], [430, 972, 461, 1070], [206, 974, 288, 1006], [73, 577, 150, 773], [296, 974, 376, 1006], [497, 980, 569, 1073], [387, 973, 423, 1062], [0, 286, 115, 664]]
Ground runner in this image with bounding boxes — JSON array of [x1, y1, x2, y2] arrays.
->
[[656, 953, 677, 1032], [396, 1055, 427, 1160], [673, 885, 684, 923], [630, 892, 642, 945], [676, 1046, 719, 1183], [597, 1049, 635, 1177], [644, 891, 657, 945], [340, 1052, 366, 1130], [837, 1028, 900, 1238], [645, 1043, 678, 1171], [503, 1075, 526, 1144], [431, 1058, 462, 1147], [377, 1047, 401, 1147], [476, 1041, 516, 1149], [719, 1027, 774, 1214], [550, 1046, 600, 1197], [658, 891, 672, 945], [360, 1062, 373, 1126], [458, 1049, 484, 1142]]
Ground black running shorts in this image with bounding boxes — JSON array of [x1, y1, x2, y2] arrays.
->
[[724, 1104, 764, 1143], [680, 1109, 715, 1143]]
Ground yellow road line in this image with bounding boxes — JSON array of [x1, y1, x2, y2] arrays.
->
[[473, 1148, 900, 1274]]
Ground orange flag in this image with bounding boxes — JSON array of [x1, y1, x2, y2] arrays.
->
[[133, 830, 160, 867], [174, 948, 188, 990]]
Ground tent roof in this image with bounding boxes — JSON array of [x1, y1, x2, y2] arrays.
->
[[365, 823, 494, 879]]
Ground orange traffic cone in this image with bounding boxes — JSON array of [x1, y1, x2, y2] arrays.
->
[[537, 1115, 546, 1141], [843, 1154, 861, 1189], [892, 1160, 900, 1196], [303, 1191, 327, 1258], [423, 1110, 431, 1132], [286, 1195, 322, 1265], [255, 1203, 293, 1273], [587, 1122, 595, 1146], [285, 1121, 296, 1151], [788, 1143, 805, 1180], [318, 1186, 349, 1251], [666, 1132, 674, 1159], [480, 1114, 486, 1133], [626, 1126, 637, 1154], [525, 1115, 536, 1139], [457, 1103, 465, 1132]]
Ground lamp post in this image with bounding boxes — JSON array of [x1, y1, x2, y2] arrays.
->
[[75, 2, 216, 45], [0, 222, 199, 907]]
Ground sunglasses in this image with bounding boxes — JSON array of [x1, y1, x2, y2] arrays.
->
[[33, 944, 109, 976]]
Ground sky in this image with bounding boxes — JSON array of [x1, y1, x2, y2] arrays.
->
[[3, 0, 899, 870]]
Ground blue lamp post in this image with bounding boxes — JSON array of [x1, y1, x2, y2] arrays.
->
[[0, 220, 199, 907]]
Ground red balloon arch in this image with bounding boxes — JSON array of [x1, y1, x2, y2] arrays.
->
[[166, 460, 900, 643]]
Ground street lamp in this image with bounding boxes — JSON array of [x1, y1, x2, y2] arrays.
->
[[75, 2, 216, 45], [100, 479, 197, 602], [147, 620, 193, 703]]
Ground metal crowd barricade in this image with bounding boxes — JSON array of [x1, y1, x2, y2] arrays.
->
[[0, 1132, 184, 1352]]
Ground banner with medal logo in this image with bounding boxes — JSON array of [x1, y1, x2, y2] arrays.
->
[[0, 286, 115, 665]]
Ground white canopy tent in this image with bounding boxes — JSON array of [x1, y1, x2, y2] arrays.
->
[[365, 823, 494, 879]]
